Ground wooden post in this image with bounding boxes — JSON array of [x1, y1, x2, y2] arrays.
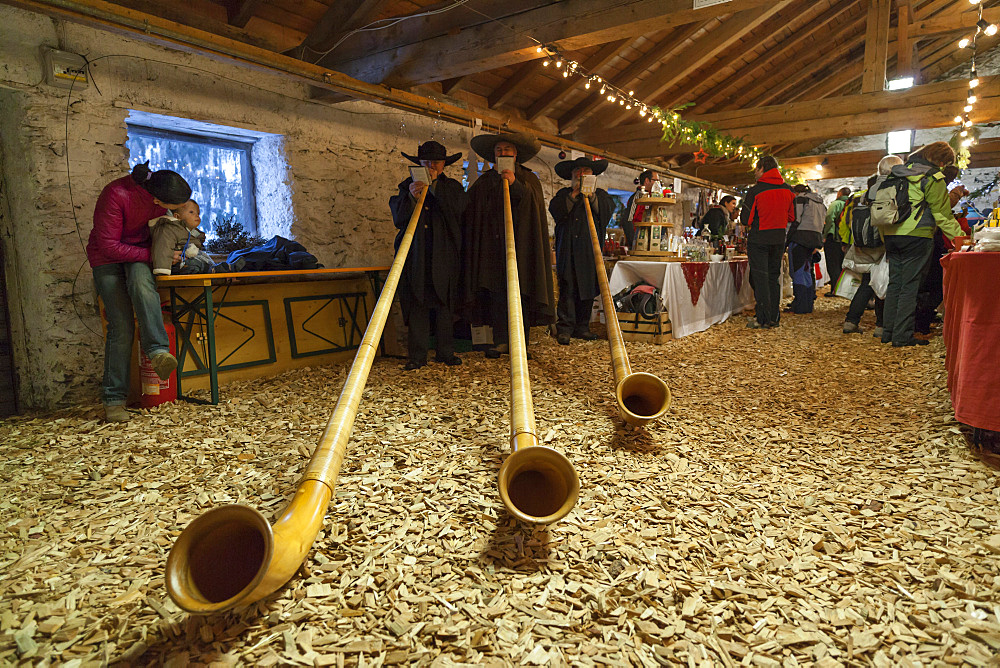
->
[[897, 2, 913, 79], [862, 0, 891, 92]]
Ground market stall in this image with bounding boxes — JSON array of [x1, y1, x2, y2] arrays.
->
[[608, 259, 753, 339], [941, 251, 1000, 432]]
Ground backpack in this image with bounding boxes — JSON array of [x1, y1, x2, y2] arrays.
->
[[613, 281, 661, 318], [870, 164, 934, 231], [849, 198, 879, 248], [788, 193, 825, 249]]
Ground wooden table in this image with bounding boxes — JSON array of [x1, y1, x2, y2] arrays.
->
[[157, 267, 389, 404]]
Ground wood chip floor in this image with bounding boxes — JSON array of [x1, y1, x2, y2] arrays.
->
[[2, 298, 998, 667]]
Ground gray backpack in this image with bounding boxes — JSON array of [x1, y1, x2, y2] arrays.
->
[[870, 164, 933, 230]]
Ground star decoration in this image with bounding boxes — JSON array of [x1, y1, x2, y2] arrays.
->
[[692, 148, 710, 164]]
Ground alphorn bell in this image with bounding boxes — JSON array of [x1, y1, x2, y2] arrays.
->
[[582, 187, 671, 426], [165, 187, 430, 614], [495, 177, 580, 524]]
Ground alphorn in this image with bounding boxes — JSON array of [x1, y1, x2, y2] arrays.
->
[[165, 187, 430, 614], [582, 190, 671, 426], [495, 177, 580, 524]]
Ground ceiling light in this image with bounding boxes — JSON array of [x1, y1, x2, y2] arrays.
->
[[542, 59, 550, 66], [959, 37, 971, 48], [970, 0, 981, 5], [585, 80, 591, 89], [955, 115, 964, 123], [970, 77, 980, 88], [964, 103, 974, 112], [985, 23, 998, 37], [968, 93, 977, 103]]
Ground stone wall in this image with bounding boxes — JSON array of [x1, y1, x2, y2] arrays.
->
[[0, 5, 733, 410]]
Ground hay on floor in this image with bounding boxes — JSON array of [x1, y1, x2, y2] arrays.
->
[[1, 299, 998, 666]]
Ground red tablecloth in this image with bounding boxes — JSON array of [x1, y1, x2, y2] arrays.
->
[[941, 252, 1000, 431]]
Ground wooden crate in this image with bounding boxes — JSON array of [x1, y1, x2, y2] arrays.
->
[[616, 310, 672, 344]]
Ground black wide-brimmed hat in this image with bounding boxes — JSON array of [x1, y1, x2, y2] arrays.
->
[[470, 131, 541, 164], [402, 140, 462, 166], [555, 156, 609, 180]]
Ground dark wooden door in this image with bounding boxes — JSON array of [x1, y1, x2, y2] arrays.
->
[[0, 243, 18, 416]]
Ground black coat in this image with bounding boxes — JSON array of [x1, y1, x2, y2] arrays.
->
[[460, 167, 555, 326], [389, 175, 467, 318], [699, 206, 729, 241], [549, 187, 612, 303]]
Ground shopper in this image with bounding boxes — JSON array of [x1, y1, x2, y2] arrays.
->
[[699, 195, 738, 242], [740, 156, 795, 328], [823, 187, 852, 296], [785, 185, 825, 314], [880, 141, 967, 347]]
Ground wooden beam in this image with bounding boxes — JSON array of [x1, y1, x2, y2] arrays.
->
[[573, 76, 1000, 158], [328, 0, 782, 85], [440, 76, 466, 95], [226, 0, 263, 28], [593, 1, 795, 129], [557, 21, 709, 132], [1, 0, 730, 193], [862, 0, 891, 93], [686, 0, 858, 113], [782, 140, 1000, 179], [488, 59, 544, 109], [298, 0, 392, 55], [897, 2, 913, 77], [524, 39, 628, 121], [910, 7, 1000, 39]]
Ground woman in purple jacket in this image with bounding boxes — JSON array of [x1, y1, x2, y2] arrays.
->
[[86, 162, 191, 422]]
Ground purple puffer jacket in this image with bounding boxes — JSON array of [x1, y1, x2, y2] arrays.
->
[[86, 175, 166, 268]]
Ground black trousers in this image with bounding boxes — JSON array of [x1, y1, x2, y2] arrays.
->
[[406, 293, 454, 364], [486, 290, 530, 347], [914, 234, 946, 333], [824, 236, 844, 291], [882, 235, 934, 345], [556, 274, 595, 337], [748, 241, 784, 325], [845, 273, 884, 327]]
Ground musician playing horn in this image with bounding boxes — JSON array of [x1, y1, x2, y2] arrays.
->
[[461, 131, 555, 359], [549, 156, 614, 346], [389, 141, 468, 370]]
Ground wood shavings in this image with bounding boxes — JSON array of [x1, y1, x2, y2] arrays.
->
[[0, 300, 998, 665]]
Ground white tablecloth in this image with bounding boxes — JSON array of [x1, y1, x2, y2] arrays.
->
[[608, 260, 754, 339]]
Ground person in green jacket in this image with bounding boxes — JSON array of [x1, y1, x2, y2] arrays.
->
[[823, 187, 851, 295], [881, 141, 967, 347]]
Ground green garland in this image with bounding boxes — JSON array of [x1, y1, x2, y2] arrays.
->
[[968, 168, 999, 201], [655, 105, 802, 185]]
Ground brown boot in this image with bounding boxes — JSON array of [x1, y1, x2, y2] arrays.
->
[[150, 352, 177, 380], [104, 404, 129, 422]]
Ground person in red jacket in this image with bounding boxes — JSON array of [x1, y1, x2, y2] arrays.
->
[[739, 156, 795, 328], [87, 162, 190, 422]]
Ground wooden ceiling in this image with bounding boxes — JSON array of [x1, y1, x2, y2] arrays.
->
[[23, 0, 1000, 184]]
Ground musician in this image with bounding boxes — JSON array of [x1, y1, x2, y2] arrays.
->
[[548, 157, 614, 345], [461, 131, 555, 359], [389, 141, 468, 370], [623, 169, 658, 248]]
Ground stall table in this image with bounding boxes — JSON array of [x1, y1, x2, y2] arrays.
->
[[156, 267, 388, 404], [608, 259, 753, 339], [941, 252, 1000, 433]]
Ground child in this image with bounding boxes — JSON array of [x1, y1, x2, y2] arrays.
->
[[149, 200, 220, 275]]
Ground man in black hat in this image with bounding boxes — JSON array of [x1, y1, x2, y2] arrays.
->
[[389, 141, 469, 370], [461, 131, 555, 359], [549, 157, 614, 345]]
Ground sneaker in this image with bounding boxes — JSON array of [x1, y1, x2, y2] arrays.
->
[[746, 319, 765, 329], [573, 331, 598, 341], [842, 321, 863, 334], [435, 355, 462, 366], [557, 333, 571, 345], [104, 404, 129, 423], [872, 326, 883, 338], [150, 352, 177, 380]]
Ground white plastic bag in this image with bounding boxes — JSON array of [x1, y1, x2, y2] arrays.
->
[[870, 253, 889, 300]]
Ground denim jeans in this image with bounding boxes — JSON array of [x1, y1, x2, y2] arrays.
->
[[93, 262, 169, 406]]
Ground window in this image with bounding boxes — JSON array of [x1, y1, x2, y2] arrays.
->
[[127, 124, 257, 237]]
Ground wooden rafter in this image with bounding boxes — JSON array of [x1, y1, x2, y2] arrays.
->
[[488, 59, 545, 109], [298, 0, 394, 57], [684, 0, 858, 114], [556, 21, 711, 132], [225, 0, 263, 28], [327, 0, 781, 86], [862, 0, 892, 93], [524, 39, 629, 121], [588, 1, 796, 130]]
